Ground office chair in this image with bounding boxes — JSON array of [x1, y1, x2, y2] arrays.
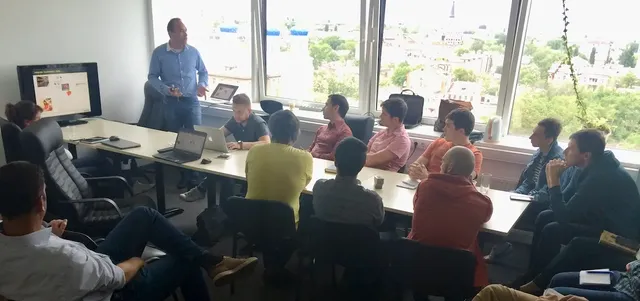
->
[[387, 238, 477, 301], [259, 99, 284, 123], [20, 118, 158, 237], [222, 196, 297, 293], [344, 115, 375, 145], [302, 217, 383, 300], [0, 117, 24, 163], [398, 141, 419, 174]]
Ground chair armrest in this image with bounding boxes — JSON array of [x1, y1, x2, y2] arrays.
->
[[67, 198, 123, 218], [85, 176, 134, 196]]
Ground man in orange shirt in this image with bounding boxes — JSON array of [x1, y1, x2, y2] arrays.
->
[[408, 146, 493, 288], [408, 109, 482, 180]]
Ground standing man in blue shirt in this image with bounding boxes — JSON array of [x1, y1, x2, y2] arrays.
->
[[148, 17, 209, 188]]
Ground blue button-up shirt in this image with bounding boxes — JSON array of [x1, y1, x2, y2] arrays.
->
[[148, 42, 208, 98]]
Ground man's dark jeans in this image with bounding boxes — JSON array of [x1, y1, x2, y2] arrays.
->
[[164, 96, 203, 185], [550, 272, 634, 301], [533, 237, 633, 288], [527, 210, 601, 279], [96, 207, 221, 301]]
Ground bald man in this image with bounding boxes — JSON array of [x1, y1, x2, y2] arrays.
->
[[408, 146, 493, 288]]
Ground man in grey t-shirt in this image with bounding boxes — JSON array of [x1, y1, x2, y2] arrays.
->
[[180, 94, 271, 202], [313, 137, 385, 231]]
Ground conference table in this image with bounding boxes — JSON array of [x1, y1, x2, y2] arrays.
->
[[62, 118, 531, 236]]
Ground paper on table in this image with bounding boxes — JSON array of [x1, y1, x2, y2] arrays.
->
[[579, 269, 611, 285], [324, 164, 337, 174], [397, 181, 418, 190]]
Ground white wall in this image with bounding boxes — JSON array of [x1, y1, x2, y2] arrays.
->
[[0, 0, 153, 123]]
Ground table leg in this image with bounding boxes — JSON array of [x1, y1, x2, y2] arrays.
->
[[206, 175, 218, 208], [68, 143, 78, 159], [154, 163, 184, 218]]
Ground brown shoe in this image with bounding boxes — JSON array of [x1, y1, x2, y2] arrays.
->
[[209, 256, 258, 286]]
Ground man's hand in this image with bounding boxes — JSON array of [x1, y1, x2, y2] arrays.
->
[[50, 219, 68, 237], [169, 87, 182, 97], [408, 162, 428, 180], [197, 85, 209, 97], [227, 142, 241, 150], [545, 159, 566, 188]]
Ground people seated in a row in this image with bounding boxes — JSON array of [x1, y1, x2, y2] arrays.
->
[[409, 108, 482, 180], [486, 118, 564, 261], [180, 93, 270, 202], [365, 98, 412, 172], [0, 161, 258, 301], [409, 146, 493, 288], [313, 137, 385, 231], [308, 94, 353, 160], [517, 129, 640, 294]]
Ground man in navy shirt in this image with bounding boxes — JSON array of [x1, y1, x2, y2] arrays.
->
[[148, 18, 209, 188]]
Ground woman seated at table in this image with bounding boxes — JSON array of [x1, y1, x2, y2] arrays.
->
[[408, 146, 493, 289], [5, 101, 114, 175], [244, 109, 313, 284]]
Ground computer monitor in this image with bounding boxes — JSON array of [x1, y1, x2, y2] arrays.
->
[[16, 63, 102, 122]]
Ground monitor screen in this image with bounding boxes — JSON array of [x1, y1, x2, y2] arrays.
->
[[17, 63, 102, 118]]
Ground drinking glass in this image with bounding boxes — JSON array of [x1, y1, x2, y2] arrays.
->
[[479, 173, 492, 194]]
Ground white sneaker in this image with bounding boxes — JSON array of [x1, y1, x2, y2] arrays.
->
[[179, 187, 206, 202]]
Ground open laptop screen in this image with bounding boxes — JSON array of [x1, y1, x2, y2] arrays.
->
[[174, 130, 207, 156]]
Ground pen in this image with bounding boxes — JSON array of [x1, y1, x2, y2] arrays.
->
[[586, 271, 613, 275]]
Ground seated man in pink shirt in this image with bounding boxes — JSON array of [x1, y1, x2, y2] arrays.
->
[[365, 98, 412, 172], [308, 94, 353, 160]]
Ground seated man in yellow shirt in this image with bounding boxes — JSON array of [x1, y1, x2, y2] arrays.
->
[[244, 109, 313, 285]]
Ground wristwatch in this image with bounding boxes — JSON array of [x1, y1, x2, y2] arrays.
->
[[238, 141, 243, 150]]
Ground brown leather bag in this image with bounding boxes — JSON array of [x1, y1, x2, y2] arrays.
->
[[433, 99, 473, 132]]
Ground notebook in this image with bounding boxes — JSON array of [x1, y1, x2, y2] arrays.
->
[[324, 164, 337, 174], [579, 269, 611, 285], [101, 139, 141, 150], [599, 230, 640, 257], [397, 179, 419, 190]]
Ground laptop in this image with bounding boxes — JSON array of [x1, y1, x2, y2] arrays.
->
[[152, 130, 207, 164], [194, 125, 229, 153]]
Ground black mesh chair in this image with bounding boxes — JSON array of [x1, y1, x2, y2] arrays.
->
[[222, 196, 297, 292], [387, 239, 477, 301], [259, 99, 284, 123], [304, 217, 383, 299], [344, 115, 375, 145], [20, 118, 157, 237], [0, 117, 23, 163]]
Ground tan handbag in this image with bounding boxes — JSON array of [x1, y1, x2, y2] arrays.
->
[[433, 99, 473, 132]]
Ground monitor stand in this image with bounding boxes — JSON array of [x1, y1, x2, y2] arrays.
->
[[57, 119, 88, 127]]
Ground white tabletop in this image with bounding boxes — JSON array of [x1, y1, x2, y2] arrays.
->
[[62, 118, 530, 235]]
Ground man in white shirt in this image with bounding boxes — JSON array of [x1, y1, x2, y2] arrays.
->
[[0, 161, 257, 301]]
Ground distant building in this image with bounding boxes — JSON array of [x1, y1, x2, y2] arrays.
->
[[548, 57, 616, 87]]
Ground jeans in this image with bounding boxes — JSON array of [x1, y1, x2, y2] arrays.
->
[[550, 272, 634, 301], [96, 207, 221, 301], [527, 210, 601, 278], [163, 96, 202, 132], [533, 237, 633, 288], [164, 96, 202, 184]]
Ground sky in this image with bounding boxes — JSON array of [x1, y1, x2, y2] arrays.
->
[[153, 0, 640, 44]]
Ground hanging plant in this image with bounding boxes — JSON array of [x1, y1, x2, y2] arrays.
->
[[558, 0, 612, 135]]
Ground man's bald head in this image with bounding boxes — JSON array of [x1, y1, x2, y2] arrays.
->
[[441, 146, 475, 177]]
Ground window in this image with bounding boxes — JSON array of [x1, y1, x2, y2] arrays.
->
[[264, 0, 362, 108], [377, 0, 513, 123], [151, 0, 253, 98], [509, 0, 640, 150]]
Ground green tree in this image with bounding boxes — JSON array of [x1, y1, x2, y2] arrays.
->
[[452, 68, 477, 82], [618, 72, 640, 88], [337, 40, 357, 60], [619, 42, 639, 68], [308, 42, 339, 69], [313, 70, 358, 99], [518, 64, 541, 86], [589, 47, 596, 65], [322, 36, 344, 50], [391, 61, 413, 87], [284, 18, 296, 30], [470, 40, 485, 53], [494, 32, 507, 45], [455, 47, 470, 56], [546, 38, 564, 50], [529, 46, 564, 80]]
